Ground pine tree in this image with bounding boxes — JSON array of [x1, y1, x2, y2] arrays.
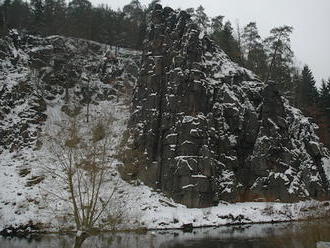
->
[[122, 0, 145, 49], [302, 65, 319, 105], [43, 0, 56, 35], [242, 22, 268, 80], [293, 65, 319, 112], [147, 0, 161, 12], [67, 0, 92, 39], [90, 5, 112, 43], [319, 79, 330, 116], [0, 0, 31, 34], [43, 0, 66, 35], [194, 5, 209, 31], [0, 0, 11, 35], [211, 15, 224, 33], [264, 25, 294, 84], [242, 22, 260, 55], [317, 79, 330, 148], [52, 0, 66, 34], [212, 20, 241, 63], [185, 8, 195, 17], [30, 0, 45, 34]]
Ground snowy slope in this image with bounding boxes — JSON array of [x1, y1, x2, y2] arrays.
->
[[0, 31, 141, 232], [1, 29, 330, 234]]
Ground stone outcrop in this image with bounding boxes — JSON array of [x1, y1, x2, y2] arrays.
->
[[130, 5, 330, 207], [0, 31, 140, 154], [0, 32, 142, 232]]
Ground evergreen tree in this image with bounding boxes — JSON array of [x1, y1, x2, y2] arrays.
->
[[294, 65, 319, 111], [89, 5, 114, 44], [0, 0, 31, 33], [302, 65, 319, 104], [0, 0, 11, 35], [264, 25, 294, 84], [43, 0, 67, 35], [242, 22, 268, 80], [147, 0, 161, 12], [194, 5, 209, 31], [52, 0, 66, 34], [123, 0, 143, 17], [246, 44, 268, 81], [122, 0, 145, 49], [319, 79, 330, 116], [67, 0, 92, 39], [212, 20, 241, 63], [43, 0, 56, 35], [318, 79, 330, 148], [291, 68, 302, 107], [30, 0, 45, 33], [211, 15, 224, 33], [185, 8, 195, 17], [242, 22, 260, 55]]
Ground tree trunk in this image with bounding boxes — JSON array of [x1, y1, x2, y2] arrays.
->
[[68, 168, 81, 229]]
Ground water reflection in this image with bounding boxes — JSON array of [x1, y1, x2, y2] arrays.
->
[[1, 220, 330, 248]]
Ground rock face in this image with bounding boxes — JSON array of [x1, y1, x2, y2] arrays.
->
[[0, 31, 142, 232], [0, 31, 140, 154], [130, 5, 330, 207]]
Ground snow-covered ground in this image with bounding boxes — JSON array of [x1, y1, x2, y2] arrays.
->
[[1, 98, 330, 234], [1, 32, 330, 234], [0, 98, 130, 232]]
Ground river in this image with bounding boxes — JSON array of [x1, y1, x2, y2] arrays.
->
[[1, 219, 330, 248]]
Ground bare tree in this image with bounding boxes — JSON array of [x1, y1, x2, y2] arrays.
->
[[235, 20, 243, 64], [43, 112, 118, 231]]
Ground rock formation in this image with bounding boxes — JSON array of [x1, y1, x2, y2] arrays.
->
[[0, 31, 140, 154], [0, 32, 142, 232], [130, 5, 330, 207]]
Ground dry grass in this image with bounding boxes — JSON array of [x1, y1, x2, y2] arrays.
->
[[115, 130, 147, 182]]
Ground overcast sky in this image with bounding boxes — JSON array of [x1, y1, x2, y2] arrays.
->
[[92, 0, 330, 86]]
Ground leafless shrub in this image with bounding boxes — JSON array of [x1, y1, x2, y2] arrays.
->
[[42, 113, 119, 231]]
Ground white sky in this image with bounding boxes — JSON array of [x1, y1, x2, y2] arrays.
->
[[91, 0, 330, 85]]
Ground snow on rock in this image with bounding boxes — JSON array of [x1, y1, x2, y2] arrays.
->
[[1, 22, 330, 234], [130, 5, 330, 208], [317, 242, 330, 248], [322, 157, 330, 181], [0, 31, 140, 233]]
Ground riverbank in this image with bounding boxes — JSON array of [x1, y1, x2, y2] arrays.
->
[[1, 219, 330, 248], [1, 178, 330, 235], [1, 99, 330, 236]]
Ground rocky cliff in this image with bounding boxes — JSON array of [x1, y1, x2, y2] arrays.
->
[[0, 31, 140, 231], [0, 30, 140, 154], [130, 5, 330, 207]]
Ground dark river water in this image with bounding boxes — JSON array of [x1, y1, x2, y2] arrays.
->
[[1, 220, 330, 248]]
